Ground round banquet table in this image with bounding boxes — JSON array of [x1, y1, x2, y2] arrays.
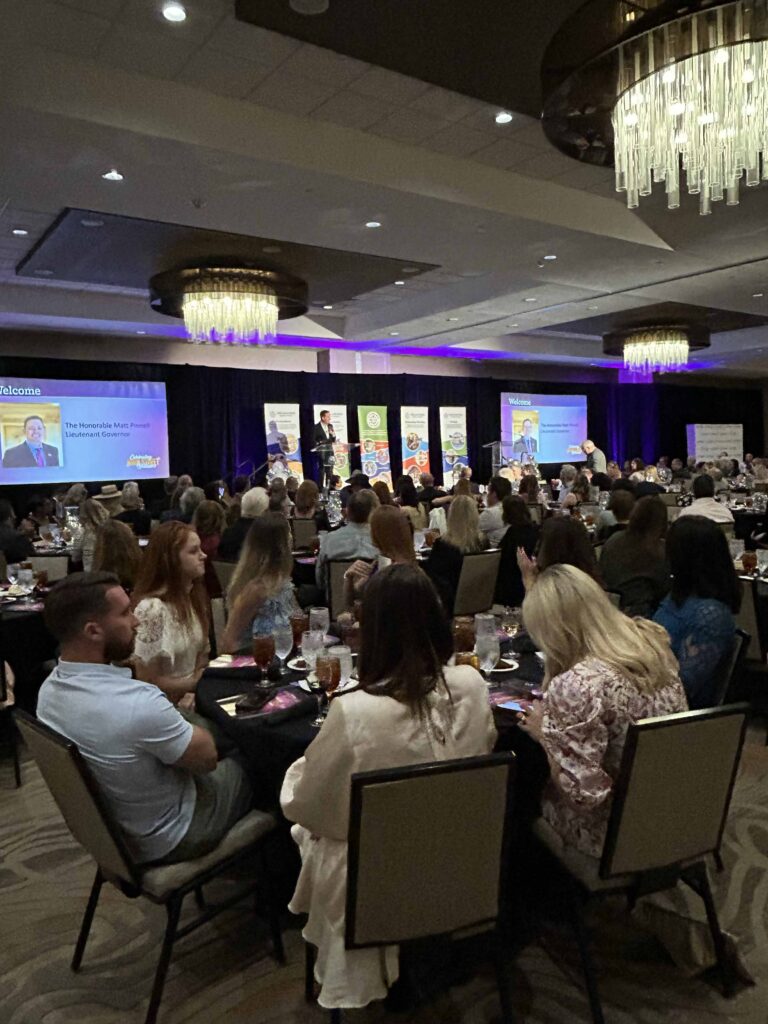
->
[[730, 508, 765, 547], [196, 638, 547, 810], [0, 602, 58, 712]]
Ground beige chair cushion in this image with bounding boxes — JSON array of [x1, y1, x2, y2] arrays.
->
[[140, 810, 276, 900]]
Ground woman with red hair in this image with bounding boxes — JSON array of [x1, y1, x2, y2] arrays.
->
[[132, 521, 209, 704]]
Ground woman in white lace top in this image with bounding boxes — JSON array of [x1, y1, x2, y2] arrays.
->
[[131, 521, 210, 703]]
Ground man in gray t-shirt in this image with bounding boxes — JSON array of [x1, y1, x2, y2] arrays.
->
[[37, 572, 252, 864]]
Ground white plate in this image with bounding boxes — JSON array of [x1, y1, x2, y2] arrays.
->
[[298, 677, 356, 694], [488, 658, 519, 673], [287, 656, 309, 672]]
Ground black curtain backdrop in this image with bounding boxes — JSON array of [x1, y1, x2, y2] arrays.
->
[[0, 354, 763, 489]]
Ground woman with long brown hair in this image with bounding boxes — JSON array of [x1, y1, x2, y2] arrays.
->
[[131, 521, 209, 703], [193, 498, 226, 598], [92, 519, 142, 591], [342, 505, 417, 606], [281, 565, 496, 1011]]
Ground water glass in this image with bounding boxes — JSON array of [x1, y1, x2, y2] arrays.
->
[[475, 636, 501, 681], [302, 629, 325, 673], [17, 568, 34, 593], [273, 625, 294, 674], [728, 539, 745, 563], [501, 607, 522, 638], [757, 550, 768, 575], [6, 564, 19, 586], [328, 644, 353, 686], [308, 606, 330, 638], [474, 613, 496, 639]]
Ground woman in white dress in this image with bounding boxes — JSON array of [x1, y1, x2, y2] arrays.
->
[[280, 564, 496, 1011], [131, 520, 209, 704]]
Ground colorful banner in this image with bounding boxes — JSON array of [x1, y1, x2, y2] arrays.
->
[[313, 404, 350, 478], [264, 403, 303, 481], [439, 407, 468, 484], [400, 406, 430, 483], [357, 405, 391, 487]]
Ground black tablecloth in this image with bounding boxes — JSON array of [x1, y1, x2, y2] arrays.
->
[[732, 509, 765, 547], [196, 641, 546, 809]]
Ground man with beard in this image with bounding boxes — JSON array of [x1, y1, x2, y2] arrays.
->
[[37, 572, 252, 864]]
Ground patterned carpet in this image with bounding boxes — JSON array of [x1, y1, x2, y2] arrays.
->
[[0, 733, 766, 1024]]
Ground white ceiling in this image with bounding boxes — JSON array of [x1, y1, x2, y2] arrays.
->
[[0, 0, 767, 376]]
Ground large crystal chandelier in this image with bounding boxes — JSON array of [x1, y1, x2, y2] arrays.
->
[[614, 6, 768, 214], [181, 273, 278, 345], [622, 328, 689, 373], [149, 265, 308, 346]]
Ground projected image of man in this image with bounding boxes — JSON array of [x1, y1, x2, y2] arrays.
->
[[2, 414, 60, 468], [513, 418, 538, 458]]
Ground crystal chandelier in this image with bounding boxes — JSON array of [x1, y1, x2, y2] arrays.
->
[[614, 5, 768, 214], [542, 1, 768, 217], [622, 328, 690, 373], [181, 274, 278, 345], [149, 265, 308, 346]]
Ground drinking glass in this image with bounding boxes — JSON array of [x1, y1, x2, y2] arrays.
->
[[728, 539, 745, 563], [475, 636, 501, 682], [17, 568, 34, 593], [313, 654, 341, 726], [474, 613, 496, 640], [452, 618, 475, 653], [302, 629, 325, 674], [328, 644, 353, 687], [501, 607, 522, 639], [252, 634, 275, 682], [756, 550, 768, 575], [308, 606, 330, 638], [290, 612, 309, 653], [341, 621, 361, 653], [273, 625, 293, 675], [6, 564, 18, 586], [742, 550, 758, 574]]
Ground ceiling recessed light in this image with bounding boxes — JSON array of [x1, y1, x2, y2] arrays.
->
[[365, 220, 381, 228], [80, 217, 104, 228], [401, 266, 419, 273], [447, 317, 459, 322], [34, 269, 53, 276], [524, 297, 537, 303], [136, 330, 147, 335], [752, 292, 764, 298], [322, 304, 333, 310], [495, 111, 514, 124], [389, 331, 400, 336], [542, 254, 557, 261], [12, 228, 28, 236], [509, 323, 519, 328], [162, 1, 187, 22], [587, 305, 599, 310], [102, 168, 124, 181], [394, 280, 405, 286]]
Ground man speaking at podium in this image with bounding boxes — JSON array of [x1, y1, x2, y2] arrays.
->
[[313, 410, 336, 488]]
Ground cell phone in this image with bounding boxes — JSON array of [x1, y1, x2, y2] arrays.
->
[[499, 699, 526, 713], [218, 486, 225, 498]]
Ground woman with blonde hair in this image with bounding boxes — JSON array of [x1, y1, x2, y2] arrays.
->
[[114, 480, 152, 536], [221, 512, 299, 653], [519, 564, 687, 857], [92, 518, 143, 591], [424, 495, 488, 614], [74, 498, 110, 571]]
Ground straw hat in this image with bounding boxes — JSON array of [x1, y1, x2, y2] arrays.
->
[[93, 484, 123, 511]]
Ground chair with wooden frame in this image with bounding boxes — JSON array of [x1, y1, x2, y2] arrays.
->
[[453, 549, 502, 616]]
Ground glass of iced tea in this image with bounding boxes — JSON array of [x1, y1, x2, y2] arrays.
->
[[252, 634, 275, 678], [742, 550, 758, 574], [290, 613, 309, 653], [425, 529, 439, 548], [341, 621, 361, 653], [313, 654, 341, 725], [453, 617, 475, 653]]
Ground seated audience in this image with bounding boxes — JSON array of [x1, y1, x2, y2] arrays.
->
[[562, 472, 592, 508], [518, 474, 545, 505], [630, 458, 645, 474], [92, 519, 142, 591], [653, 517, 741, 709], [280, 564, 496, 1010], [316, 490, 379, 591], [677, 473, 734, 524], [218, 486, 269, 560], [424, 495, 488, 613], [114, 481, 152, 536], [595, 487, 635, 542], [371, 480, 394, 506], [590, 471, 613, 494], [294, 480, 331, 532], [495, 496, 539, 608], [203, 480, 228, 504], [269, 490, 291, 516], [518, 516, 602, 592], [519, 564, 686, 857], [671, 457, 691, 480], [19, 494, 55, 539], [416, 472, 445, 506], [222, 513, 299, 652], [557, 464, 578, 498], [149, 475, 178, 519], [633, 465, 665, 497], [131, 522, 210, 704], [450, 465, 480, 495], [285, 475, 299, 503], [63, 482, 88, 508], [339, 470, 372, 510], [478, 475, 512, 546], [160, 474, 193, 522], [606, 460, 623, 481], [343, 504, 417, 604], [394, 475, 428, 530], [0, 499, 35, 563], [37, 572, 251, 865], [193, 499, 227, 598], [599, 496, 670, 617], [74, 498, 110, 571]]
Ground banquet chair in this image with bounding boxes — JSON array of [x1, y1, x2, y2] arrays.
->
[[327, 558, 357, 620], [29, 556, 68, 581], [659, 492, 678, 506], [735, 579, 765, 664], [0, 655, 21, 787], [305, 752, 517, 1023], [527, 504, 543, 525], [292, 517, 317, 550], [212, 560, 236, 595], [453, 549, 502, 616], [718, 523, 736, 540], [15, 710, 284, 1024], [533, 704, 749, 1024], [667, 505, 681, 523], [710, 630, 750, 707], [210, 597, 226, 657]]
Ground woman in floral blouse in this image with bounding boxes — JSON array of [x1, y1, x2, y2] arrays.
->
[[519, 564, 687, 858]]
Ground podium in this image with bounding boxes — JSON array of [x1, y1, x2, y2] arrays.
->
[[310, 441, 360, 492]]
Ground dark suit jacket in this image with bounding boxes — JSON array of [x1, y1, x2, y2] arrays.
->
[[313, 422, 336, 449], [2, 441, 60, 468], [512, 436, 538, 455]]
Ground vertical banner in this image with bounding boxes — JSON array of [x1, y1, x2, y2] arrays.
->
[[400, 406, 430, 483], [439, 407, 468, 483], [264, 403, 303, 481], [357, 405, 391, 487], [313, 404, 349, 479]]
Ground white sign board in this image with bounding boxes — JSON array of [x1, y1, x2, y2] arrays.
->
[[685, 423, 744, 462]]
